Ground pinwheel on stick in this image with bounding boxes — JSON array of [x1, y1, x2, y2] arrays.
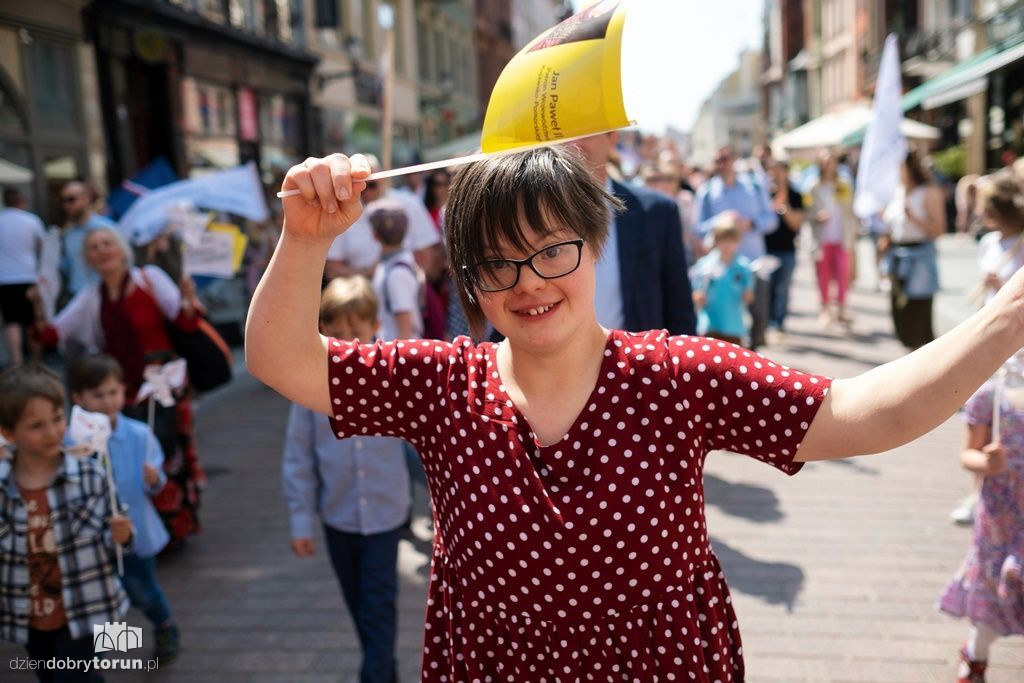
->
[[135, 359, 188, 494], [68, 406, 123, 574]]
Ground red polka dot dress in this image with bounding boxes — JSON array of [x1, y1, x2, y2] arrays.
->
[[327, 329, 831, 682]]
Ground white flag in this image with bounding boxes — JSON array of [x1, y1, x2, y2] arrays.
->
[[117, 162, 268, 246], [854, 34, 908, 219]]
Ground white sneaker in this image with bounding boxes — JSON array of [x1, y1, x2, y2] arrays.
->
[[949, 494, 977, 525], [766, 329, 787, 346]]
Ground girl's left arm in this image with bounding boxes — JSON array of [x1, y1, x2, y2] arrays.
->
[[796, 273, 1024, 461]]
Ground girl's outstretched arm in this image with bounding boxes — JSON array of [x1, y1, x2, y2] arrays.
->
[[796, 269, 1024, 461], [245, 154, 371, 414]]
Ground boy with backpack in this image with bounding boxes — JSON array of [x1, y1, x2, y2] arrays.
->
[[368, 199, 425, 341]]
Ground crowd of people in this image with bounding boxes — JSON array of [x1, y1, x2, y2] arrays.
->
[[1, 128, 1023, 682], [0, 179, 224, 672]]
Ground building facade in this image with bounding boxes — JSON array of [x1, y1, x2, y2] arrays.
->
[[307, 0, 424, 167], [763, 0, 1024, 175], [0, 1, 103, 221], [415, 0, 478, 150], [472, 0, 561, 129], [692, 49, 765, 166], [85, 0, 317, 188], [473, 0, 515, 122]]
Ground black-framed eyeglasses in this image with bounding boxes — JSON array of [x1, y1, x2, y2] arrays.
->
[[463, 239, 584, 292], [60, 195, 81, 203]]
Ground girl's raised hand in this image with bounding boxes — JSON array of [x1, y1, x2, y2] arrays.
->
[[280, 153, 372, 243]]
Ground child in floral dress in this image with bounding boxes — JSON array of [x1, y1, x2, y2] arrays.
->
[[939, 371, 1024, 683]]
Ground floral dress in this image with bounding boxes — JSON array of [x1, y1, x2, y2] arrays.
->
[[938, 383, 1024, 636], [327, 329, 831, 681]]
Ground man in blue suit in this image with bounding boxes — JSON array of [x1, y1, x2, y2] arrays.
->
[[571, 132, 696, 336]]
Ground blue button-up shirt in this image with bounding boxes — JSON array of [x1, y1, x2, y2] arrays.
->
[[281, 403, 411, 538], [694, 174, 778, 260], [107, 415, 169, 558], [62, 213, 115, 295]]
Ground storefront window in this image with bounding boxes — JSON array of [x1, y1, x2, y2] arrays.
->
[[229, 0, 246, 27], [27, 39, 77, 132], [182, 77, 239, 175], [417, 18, 431, 81], [0, 78, 27, 137], [259, 93, 302, 180], [198, 0, 227, 24]]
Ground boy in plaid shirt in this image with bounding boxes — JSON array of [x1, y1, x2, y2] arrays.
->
[[0, 365, 132, 680]]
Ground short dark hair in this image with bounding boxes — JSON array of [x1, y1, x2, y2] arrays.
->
[[367, 199, 409, 247], [444, 146, 621, 337], [3, 188, 24, 207], [62, 179, 99, 203], [425, 169, 451, 211], [904, 149, 933, 188], [68, 354, 124, 394], [0, 365, 66, 430]]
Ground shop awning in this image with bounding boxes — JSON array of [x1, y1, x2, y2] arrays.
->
[[902, 38, 1024, 111], [772, 104, 939, 156], [0, 158, 33, 183]]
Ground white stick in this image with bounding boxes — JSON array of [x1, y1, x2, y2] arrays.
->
[[993, 369, 1006, 443], [276, 155, 485, 198], [102, 449, 124, 575], [275, 126, 636, 199], [146, 398, 156, 459]]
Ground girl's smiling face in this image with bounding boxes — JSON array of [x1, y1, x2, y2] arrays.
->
[[475, 222, 599, 352]]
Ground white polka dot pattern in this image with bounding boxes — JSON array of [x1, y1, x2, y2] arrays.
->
[[326, 330, 832, 681]]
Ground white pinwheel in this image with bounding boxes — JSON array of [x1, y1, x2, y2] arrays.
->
[[136, 359, 188, 408], [68, 406, 112, 456], [68, 406, 123, 574]]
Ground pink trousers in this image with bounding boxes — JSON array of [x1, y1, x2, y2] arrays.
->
[[816, 243, 850, 306]]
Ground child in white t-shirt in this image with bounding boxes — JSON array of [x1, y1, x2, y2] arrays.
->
[[368, 199, 424, 341]]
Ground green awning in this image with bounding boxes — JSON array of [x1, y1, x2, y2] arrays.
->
[[902, 37, 1024, 111]]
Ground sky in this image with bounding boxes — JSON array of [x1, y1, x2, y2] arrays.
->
[[570, 0, 765, 133]]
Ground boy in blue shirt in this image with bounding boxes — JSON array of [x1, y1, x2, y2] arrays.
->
[[68, 354, 181, 664], [691, 217, 755, 345], [282, 276, 411, 683]]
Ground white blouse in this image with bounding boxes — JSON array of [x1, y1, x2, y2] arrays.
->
[[52, 265, 182, 352], [884, 186, 931, 244]]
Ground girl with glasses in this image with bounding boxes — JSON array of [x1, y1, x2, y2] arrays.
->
[[247, 146, 1024, 681]]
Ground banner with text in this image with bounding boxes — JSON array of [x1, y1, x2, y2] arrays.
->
[[480, 0, 630, 153]]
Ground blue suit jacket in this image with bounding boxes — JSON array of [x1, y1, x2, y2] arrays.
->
[[611, 180, 696, 336]]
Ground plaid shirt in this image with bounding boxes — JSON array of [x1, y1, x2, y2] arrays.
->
[[0, 452, 129, 644]]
